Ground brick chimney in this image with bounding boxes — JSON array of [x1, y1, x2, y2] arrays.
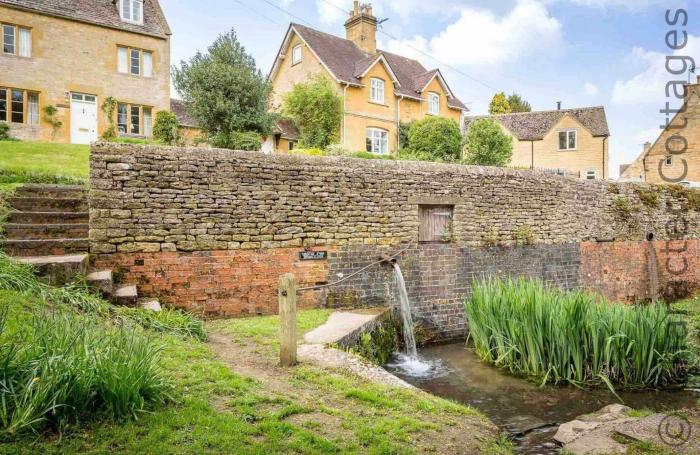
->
[[345, 1, 377, 54]]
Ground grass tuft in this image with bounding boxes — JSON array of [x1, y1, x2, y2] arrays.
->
[[115, 307, 207, 341], [465, 277, 690, 390]]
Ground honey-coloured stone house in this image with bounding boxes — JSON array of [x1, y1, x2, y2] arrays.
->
[[267, 1, 468, 154], [0, 0, 171, 143]]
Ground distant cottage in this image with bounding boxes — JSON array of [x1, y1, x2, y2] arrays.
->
[[267, 1, 468, 154], [0, 0, 172, 144], [465, 107, 610, 180]]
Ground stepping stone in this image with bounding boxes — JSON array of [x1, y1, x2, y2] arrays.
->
[[15, 184, 86, 199], [8, 211, 89, 224], [615, 414, 696, 451], [114, 285, 138, 307], [86, 270, 113, 295], [8, 196, 87, 212], [138, 299, 162, 312], [0, 238, 89, 256], [5, 223, 89, 240], [18, 254, 89, 286]]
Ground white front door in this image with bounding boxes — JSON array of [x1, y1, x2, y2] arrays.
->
[[70, 93, 98, 144]]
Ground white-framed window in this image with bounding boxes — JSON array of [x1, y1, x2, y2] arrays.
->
[[130, 48, 140, 75], [2, 24, 15, 55], [18, 27, 30, 57], [117, 46, 128, 73], [27, 92, 39, 125], [585, 170, 596, 180], [370, 78, 385, 104], [116, 102, 153, 137], [292, 44, 302, 65], [665, 155, 673, 166], [142, 51, 153, 77], [366, 128, 389, 155], [120, 0, 144, 24], [558, 130, 577, 151], [0, 87, 39, 124], [428, 92, 440, 115], [143, 107, 153, 137]]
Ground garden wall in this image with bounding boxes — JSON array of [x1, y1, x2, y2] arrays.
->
[[90, 144, 700, 339]]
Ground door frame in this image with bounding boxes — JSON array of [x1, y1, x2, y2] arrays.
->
[[70, 92, 98, 144]]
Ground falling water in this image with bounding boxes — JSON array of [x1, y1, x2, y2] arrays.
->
[[386, 263, 446, 379], [392, 263, 418, 358]]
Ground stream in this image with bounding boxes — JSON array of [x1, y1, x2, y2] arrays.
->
[[385, 343, 699, 454]]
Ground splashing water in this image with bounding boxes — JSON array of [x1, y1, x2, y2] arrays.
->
[[387, 263, 447, 379]]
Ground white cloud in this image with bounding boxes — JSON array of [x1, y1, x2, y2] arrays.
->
[[611, 36, 700, 106], [314, 0, 459, 25], [385, 0, 562, 68], [562, 0, 673, 11], [584, 82, 599, 97], [315, 0, 348, 25]]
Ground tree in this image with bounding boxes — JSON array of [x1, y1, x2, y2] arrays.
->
[[463, 118, 513, 166], [153, 110, 180, 145], [507, 93, 531, 113], [488, 92, 511, 115], [282, 74, 342, 149], [406, 117, 462, 161], [172, 29, 275, 143]]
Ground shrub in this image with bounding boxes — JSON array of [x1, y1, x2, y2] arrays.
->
[[354, 151, 394, 160], [634, 186, 661, 209], [289, 148, 326, 156], [398, 122, 412, 149], [611, 196, 639, 218], [0, 168, 85, 186], [100, 97, 118, 141], [488, 92, 511, 114], [115, 307, 207, 341], [282, 74, 342, 149], [463, 118, 513, 166], [325, 144, 354, 156], [0, 307, 168, 436], [210, 131, 261, 151], [0, 122, 9, 140], [406, 117, 462, 162], [153, 111, 180, 145], [466, 277, 690, 389]]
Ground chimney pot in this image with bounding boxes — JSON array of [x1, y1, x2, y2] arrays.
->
[[557, 101, 562, 110]]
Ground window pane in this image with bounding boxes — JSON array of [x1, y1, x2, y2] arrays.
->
[[117, 103, 128, 133], [568, 131, 576, 149], [133, 0, 143, 23], [3, 25, 15, 54], [559, 132, 567, 150], [18, 28, 30, 57], [142, 51, 153, 77], [11, 89, 23, 123], [130, 49, 140, 75], [366, 136, 372, 152], [0, 89, 6, 121], [292, 45, 301, 64], [28, 92, 38, 125], [121, 0, 131, 20], [130, 105, 140, 134], [117, 47, 128, 73], [143, 107, 152, 136]]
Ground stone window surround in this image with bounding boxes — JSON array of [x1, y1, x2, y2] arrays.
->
[[117, 45, 154, 78], [558, 129, 578, 151], [370, 78, 385, 104], [0, 86, 40, 125], [1, 22, 31, 58], [291, 44, 302, 66], [117, 102, 153, 137], [428, 92, 440, 115]]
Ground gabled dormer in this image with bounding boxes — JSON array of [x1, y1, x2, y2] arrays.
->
[[118, 0, 144, 25]]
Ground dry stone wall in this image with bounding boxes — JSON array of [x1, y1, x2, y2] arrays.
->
[[90, 144, 700, 339]]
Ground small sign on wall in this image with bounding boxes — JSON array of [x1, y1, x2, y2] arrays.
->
[[299, 251, 328, 261]]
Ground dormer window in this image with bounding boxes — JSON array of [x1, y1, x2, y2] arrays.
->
[[120, 0, 143, 24], [428, 92, 440, 115], [370, 78, 384, 104], [292, 44, 302, 65]]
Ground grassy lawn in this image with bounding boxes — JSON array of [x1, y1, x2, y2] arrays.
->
[[0, 140, 89, 186], [1, 274, 503, 455]]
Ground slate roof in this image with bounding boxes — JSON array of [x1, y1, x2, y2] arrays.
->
[[273, 118, 299, 140], [464, 107, 610, 141], [0, 0, 171, 38], [170, 99, 197, 128], [287, 23, 468, 111]]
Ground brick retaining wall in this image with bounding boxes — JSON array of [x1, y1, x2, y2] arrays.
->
[[90, 144, 700, 340]]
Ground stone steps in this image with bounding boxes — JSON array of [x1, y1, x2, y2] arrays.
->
[[15, 184, 86, 199], [17, 254, 89, 286], [5, 223, 89, 240], [1, 238, 90, 256], [7, 211, 89, 224], [8, 196, 87, 212]]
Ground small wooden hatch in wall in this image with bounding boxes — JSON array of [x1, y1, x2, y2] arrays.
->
[[418, 205, 454, 243]]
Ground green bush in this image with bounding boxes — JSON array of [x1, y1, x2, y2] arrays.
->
[[463, 118, 513, 166], [283, 74, 342, 149], [406, 117, 462, 162], [0, 307, 168, 436], [210, 131, 261, 151], [153, 110, 180, 145], [0, 168, 85, 186], [353, 151, 394, 160], [289, 148, 326, 156], [398, 122, 412, 149], [466, 277, 690, 390], [115, 307, 207, 341], [324, 144, 354, 156], [0, 122, 9, 141]]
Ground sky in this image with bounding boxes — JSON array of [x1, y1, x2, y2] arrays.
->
[[160, 0, 699, 178]]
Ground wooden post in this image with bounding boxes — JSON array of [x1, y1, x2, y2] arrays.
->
[[279, 273, 297, 367]]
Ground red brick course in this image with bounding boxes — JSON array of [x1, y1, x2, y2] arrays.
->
[[94, 248, 334, 316]]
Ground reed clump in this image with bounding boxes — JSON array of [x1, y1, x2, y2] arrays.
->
[[465, 277, 690, 389]]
